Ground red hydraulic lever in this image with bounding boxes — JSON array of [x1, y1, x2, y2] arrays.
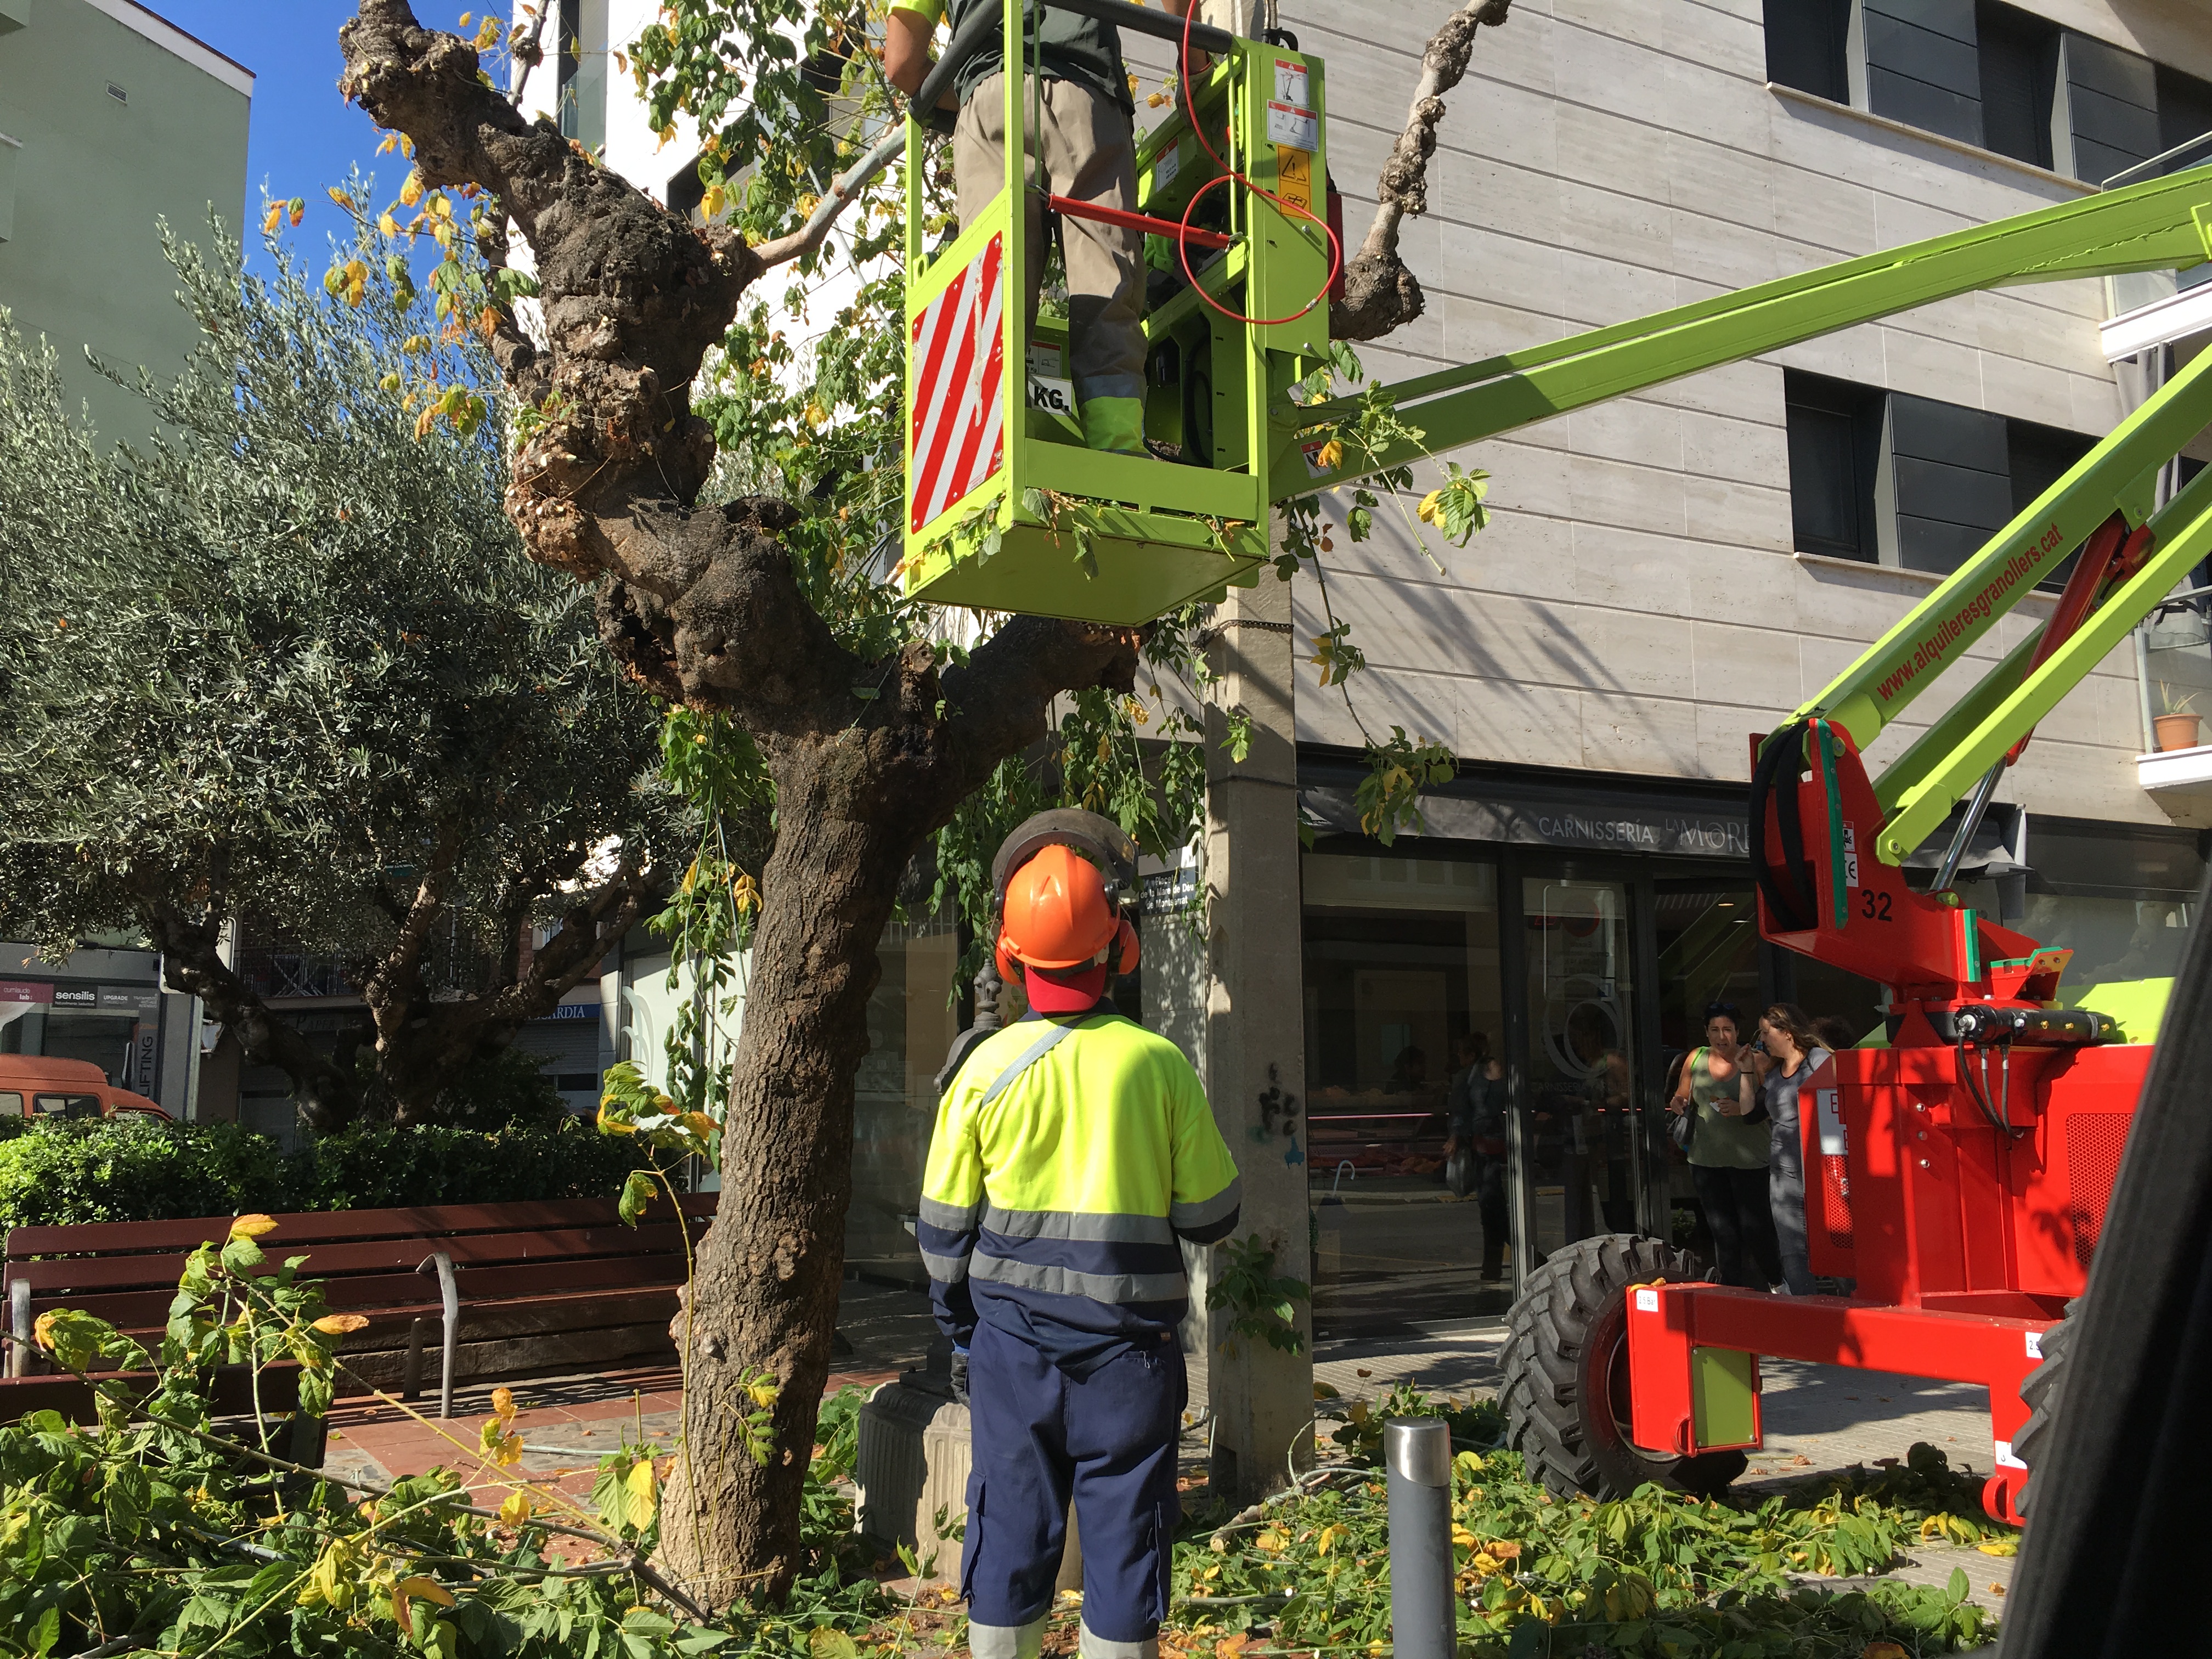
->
[[1044, 193, 1235, 250], [2005, 511, 2157, 765]]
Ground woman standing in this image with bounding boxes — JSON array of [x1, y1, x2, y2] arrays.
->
[[1739, 1002, 1831, 1297], [1667, 1002, 1780, 1290], [1444, 1031, 1511, 1282]]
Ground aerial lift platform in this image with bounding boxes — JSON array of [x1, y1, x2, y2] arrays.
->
[[899, 0, 2212, 1524]]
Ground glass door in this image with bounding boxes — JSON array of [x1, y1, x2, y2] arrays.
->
[[1303, 852, 1510, 1335], [1517, 876, 1640, 1266]]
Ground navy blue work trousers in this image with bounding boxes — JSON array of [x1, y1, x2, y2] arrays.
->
[[961, 1318, 1185, 1643]]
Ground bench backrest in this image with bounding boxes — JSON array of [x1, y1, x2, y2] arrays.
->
[[5, 1194, 719, 1332]]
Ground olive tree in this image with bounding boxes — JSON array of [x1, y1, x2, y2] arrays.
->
[[0, 208, 680, 1129]]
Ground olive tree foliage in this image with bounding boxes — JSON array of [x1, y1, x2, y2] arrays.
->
[[335, 0, 1504, 1606], [0, 204, 682, 1130]]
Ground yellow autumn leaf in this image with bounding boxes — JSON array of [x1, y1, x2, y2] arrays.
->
[[1451, 1525, 1477, 1551], [262, 203, 283, 236], [31, 1311, 57, 1351], [702, 182, 727, 219], [312, 1313, 370, 1335], [498, 1489, 535, 1528], [328, 185, 351, 207], [431, 194, 453, 221], [457, 10, 472, 25], [377, 132, 398, 155], [1314, 1523, 1347, 1556], [732, 872, 761, 916], [1316, 438, 1344, 470], [1148, 92, 1168, 108], [597, 1101, 636, 1135], [679, 1111, 715, 1139], [747, 1374, 780, 1409], [400, 171, 425, 207], [230, 1213, 279, 1240], [378, 210, 399, 237], [624, 1455, 658, 1530], [1417, 488, 1444, 524], [1254, 1528, 1288, 1553]]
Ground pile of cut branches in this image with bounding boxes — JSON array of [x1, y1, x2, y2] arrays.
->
[[1170, 1387, 2001, 1657]]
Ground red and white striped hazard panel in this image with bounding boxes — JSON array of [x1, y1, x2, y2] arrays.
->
[[909, 234, 1007, 534]]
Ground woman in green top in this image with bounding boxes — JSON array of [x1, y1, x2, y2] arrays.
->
[[1668, 1002, 1781, 1289]]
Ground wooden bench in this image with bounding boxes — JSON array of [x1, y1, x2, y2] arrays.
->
[[4, 1193, 717, 1419]]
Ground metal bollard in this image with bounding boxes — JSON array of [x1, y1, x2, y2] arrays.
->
[[1384, 1417, 1455, 1659]]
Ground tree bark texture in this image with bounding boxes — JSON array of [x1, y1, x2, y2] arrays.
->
[[1330, 0, 1510, 342], [340, 0, 1146, 1601]]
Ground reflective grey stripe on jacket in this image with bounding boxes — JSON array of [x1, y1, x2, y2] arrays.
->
[[969, 1253, 1188, 1304]]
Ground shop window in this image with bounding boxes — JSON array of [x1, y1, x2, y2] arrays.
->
[[1764, 0, 1850, 103], [1304, 853, 1509, 1330], [1784, 371, 1881, 562], [1519, 877, 1642, 1265]]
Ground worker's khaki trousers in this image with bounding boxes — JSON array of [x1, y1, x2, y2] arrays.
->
[[953, 73, 1147, 421]]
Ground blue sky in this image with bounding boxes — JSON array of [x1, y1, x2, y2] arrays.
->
[[159, 0, 458, 275]]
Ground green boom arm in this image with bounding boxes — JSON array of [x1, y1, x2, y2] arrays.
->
[[1279, 161, 2212, 867]]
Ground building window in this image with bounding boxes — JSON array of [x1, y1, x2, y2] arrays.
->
[[1975, 1, 2056, 169], [1888, 391, 2015, 577], [2052, 30, 2162, 184], [2008, 417, 2097, 586], [1784, 371, 1881, 562], [1764, 0, 1850, 103], [554, 0, 607, 156], [1856, 0, 1985, 149]]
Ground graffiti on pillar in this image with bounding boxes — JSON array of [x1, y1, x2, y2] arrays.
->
[[1252, 1063, 1304, 1166]]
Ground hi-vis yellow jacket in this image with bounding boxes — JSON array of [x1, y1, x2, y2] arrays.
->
[[918, 1009, 1240, 1372]]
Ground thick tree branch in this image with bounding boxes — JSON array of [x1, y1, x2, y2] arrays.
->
[[137, 891, 362, 1132], [1331, 0, 1511, 342]]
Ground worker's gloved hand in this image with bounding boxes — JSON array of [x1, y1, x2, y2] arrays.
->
[[950, 1345, 970, 1406]]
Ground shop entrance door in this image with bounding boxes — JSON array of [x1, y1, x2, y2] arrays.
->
[[1651, 882, 1765, 1265], [1517, 876, 1642, 1267]]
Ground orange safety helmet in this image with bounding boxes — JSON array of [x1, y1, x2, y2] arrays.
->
[[995, 843, 1141, 982]]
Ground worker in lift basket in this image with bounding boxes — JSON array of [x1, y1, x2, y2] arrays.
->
[[883, 0, 1208, 455], [917, 843, 1241, 1659]]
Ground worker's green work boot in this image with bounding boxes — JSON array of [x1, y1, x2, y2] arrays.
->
[[1080, 395, 1145, 455]]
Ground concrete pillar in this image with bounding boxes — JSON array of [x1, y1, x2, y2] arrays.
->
[[1201, 565, 1314, 1506]]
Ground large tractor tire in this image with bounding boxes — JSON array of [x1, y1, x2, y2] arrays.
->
[[1499, 1234, 1748, 1502], [2010, 1297, 2080, 1517]]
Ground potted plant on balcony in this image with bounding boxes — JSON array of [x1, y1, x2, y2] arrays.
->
[[2154, 686, 2203, 753]]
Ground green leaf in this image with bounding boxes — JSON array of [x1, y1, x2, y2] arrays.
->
[[622, 1609, 678, 1638], [808, 1629, 859, 1659], [618, 1169, 657, 1228]]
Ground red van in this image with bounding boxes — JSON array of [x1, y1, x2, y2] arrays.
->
[[0, 1056, 170, 1121]]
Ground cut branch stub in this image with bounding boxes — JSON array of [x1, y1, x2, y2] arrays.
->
[[1332, 0, 1511, 342]]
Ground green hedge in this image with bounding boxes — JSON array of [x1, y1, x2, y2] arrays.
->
[[0, 1115, 645, 1231]]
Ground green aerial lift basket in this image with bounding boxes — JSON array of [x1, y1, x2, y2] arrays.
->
[[899, 0, 1335, 626]]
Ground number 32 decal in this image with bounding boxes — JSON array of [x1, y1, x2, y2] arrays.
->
[[1859, 889, 1893, 921]]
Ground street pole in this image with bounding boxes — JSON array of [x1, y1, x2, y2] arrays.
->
[[1202, 552, 1314, 1505], [1384, 1418, 1456, 1659]]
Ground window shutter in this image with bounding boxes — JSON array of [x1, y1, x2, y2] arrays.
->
[[1764, 0, 1852, 103], [1853, 0, 1984, 148], [2052, 31, 2162, 183], [1884, 393, 2013, 576]]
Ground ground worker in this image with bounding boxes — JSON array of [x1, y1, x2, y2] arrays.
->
[[918, 839, 1241, 1659], [881, 0, 1206, 455]]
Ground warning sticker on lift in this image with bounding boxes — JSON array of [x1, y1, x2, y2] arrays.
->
[[1267, 100, 1319, 153], [1274, 144, 1312, 211], [1027, 343, 1074, 419], [1843, 822, 1859, 889], [1300, 437, 1333, 478], [1634, 1288, 1659, 1313], [1274, 58, 1308, 106], [1994, 1439, 2025, 1470], [1815, 1086, 1846, 1157], [1153, 142, 1182, 193]]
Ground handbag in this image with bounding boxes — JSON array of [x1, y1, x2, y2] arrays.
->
[[1668, 1047, 1706, 1153], [1445, 1142, 1476, 1198]]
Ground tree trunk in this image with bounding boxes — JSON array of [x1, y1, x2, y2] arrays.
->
[[654, 735, 919, 1601]]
